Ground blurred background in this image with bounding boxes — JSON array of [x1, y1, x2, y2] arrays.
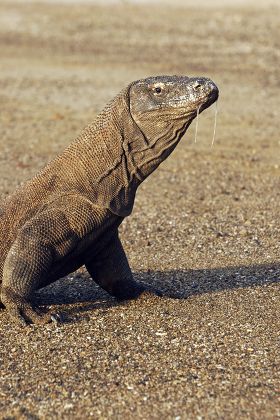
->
[[0, 0, 279, 198]]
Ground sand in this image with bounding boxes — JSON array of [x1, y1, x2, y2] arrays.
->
[[0, 0, 279, 418]]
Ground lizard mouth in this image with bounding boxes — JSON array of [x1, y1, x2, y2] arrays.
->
[[199, 83, 219, 113], [168, 80, 219, 113]]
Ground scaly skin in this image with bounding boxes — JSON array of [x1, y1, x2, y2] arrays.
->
[[0, 75, 219, 325]]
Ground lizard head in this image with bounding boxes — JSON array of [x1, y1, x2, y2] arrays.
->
[[129, 74, 218, 133], [127, 74, 219, 179]]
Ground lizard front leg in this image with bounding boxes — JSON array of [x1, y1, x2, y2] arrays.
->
[[1, 203, 83, 325], [85, 231, 146, 300], [1, 235, 56, 326], [1, 197, 112, 325]]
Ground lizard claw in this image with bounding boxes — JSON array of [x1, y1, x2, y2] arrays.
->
[[7, 303, 54, 326], [137, 284, 163, 298], [9, 307, 29, 327], [1, 287, 54, 325], [137, 288, 163, 300], [50, 313, 62, 324]]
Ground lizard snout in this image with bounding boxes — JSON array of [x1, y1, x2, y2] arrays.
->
[[206, 79, 219, 102], [192, 78, 218, 98], [190, 77, 219, 110]]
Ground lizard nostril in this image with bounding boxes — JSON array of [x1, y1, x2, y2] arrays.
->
[[194, 82, 202, 91]]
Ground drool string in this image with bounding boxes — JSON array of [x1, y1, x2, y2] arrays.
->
[[194, 106, 200, 144], [211, 100, 218, 148]]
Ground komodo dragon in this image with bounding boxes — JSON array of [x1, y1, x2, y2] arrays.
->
[[0, 75, 218, 325]]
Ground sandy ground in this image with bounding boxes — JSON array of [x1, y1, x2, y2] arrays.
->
[[0, 1, 279, 419]]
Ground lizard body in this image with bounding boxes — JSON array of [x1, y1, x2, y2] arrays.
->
[[0, 75, 218, 325]]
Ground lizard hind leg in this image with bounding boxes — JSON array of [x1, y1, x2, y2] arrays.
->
[[85, 231, 148, 300]]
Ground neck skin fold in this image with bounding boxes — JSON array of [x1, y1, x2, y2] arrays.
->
[[127, 108, 194, 181]]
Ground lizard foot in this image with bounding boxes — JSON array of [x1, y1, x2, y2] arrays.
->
[[1, 287, 59, 326], [8, 304, 55, 326], [136, 288, 163, 300], [113, 281, 146, 301], [114, 281, 162, 301]]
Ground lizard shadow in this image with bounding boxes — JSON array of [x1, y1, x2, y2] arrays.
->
[[37, 262, 279, 323]]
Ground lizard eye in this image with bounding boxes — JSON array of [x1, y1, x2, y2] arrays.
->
[[154, 86, 162, 94]]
